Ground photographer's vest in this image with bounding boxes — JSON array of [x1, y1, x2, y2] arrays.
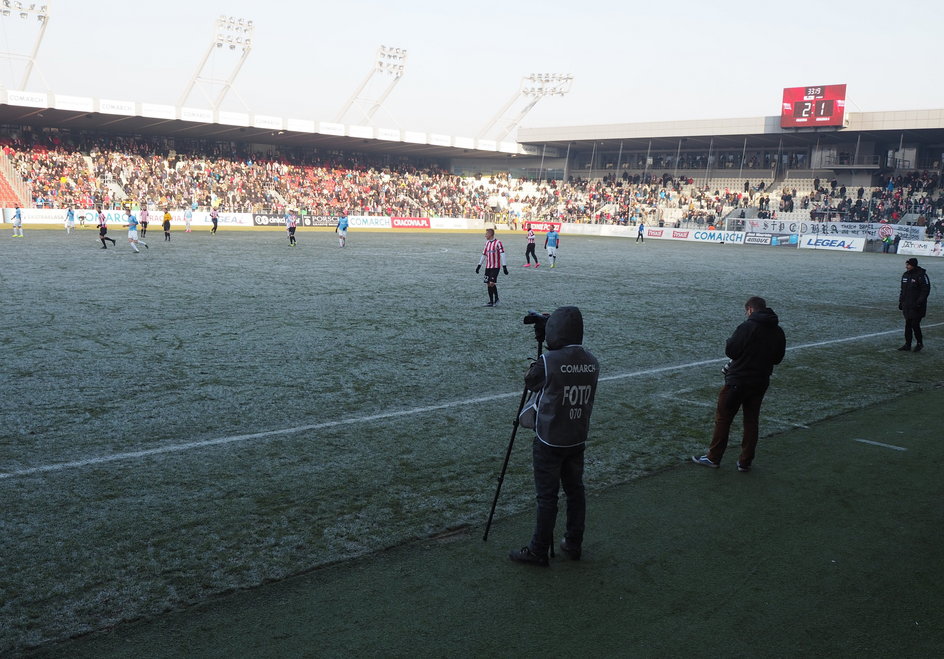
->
[[535, 345, 599, 448]]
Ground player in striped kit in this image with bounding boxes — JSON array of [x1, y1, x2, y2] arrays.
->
[[523, 223, 540, 267], [97, 210, 117, 248], [475, 228, 509, 307], [285, 210, 298, 247]]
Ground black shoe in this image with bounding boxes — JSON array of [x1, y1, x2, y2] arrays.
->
[[484, 302, 494, 307], [913, 343, 923, 353], [736, 461, 751, 472], [559, 538, 582, 560], [508, 546, 549, 567], [100, 246, 107, 249], [897, 344, 912, 351]]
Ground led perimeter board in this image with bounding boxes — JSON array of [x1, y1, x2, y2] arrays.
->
[[781, 84, 847, 128]]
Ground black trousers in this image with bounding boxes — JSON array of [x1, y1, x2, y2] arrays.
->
[[530, 438, 585, 556], [904, 317, 924, 345], [525, 243, 538, 263]]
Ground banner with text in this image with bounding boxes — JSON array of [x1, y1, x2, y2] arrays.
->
[[898, 239, 944, 258], [797, 235, 866, 252]]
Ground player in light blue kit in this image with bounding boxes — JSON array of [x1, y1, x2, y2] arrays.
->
[[336, 214, 349, 247], [544, 227, 561, 268], [123, 208, 148, 253], [11, 205, 23, 237]]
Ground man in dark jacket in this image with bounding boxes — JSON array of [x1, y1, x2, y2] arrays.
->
[[898, 257, 931, 352], [693, 296, 786, 472], [509, 306, 600, 567]]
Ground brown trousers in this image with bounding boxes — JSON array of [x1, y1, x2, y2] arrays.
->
[[707, 382, 769, 467]]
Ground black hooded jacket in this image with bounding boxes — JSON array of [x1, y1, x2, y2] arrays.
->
[[723, 307, 786, 387], [900, 266, 931, 320], [524, 306, 600, 448]]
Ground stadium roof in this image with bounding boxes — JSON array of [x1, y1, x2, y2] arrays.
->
[[4, 88, 944, 162], [517, 109, 944, 152], [0, 90, 533, 161]]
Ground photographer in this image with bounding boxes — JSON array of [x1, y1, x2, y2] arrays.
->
[[692, 296, 786, 472], [509, 306, 600, 567]]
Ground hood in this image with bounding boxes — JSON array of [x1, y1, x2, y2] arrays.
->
[[748, 307, 780, 327], [545, 306, 584, 349]]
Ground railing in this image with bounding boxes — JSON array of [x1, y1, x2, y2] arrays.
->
[[0, 149, 31, 206]]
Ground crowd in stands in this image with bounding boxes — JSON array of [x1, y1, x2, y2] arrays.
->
[[2, 129, 941, 229], [765, 171, 943, 224]]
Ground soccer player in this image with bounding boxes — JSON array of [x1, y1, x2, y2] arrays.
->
[[11, 205, 23, 237], [65, 208, 75, 234], [139, 206, 149, 237], [285, 210, 298, 247], [184, 207, 193, 232], [336, 213, 349, 247], [545, 226, 560, 268], [162, 209, 172, 241], [123, 208, 148, 253], [97, 209, 116, 248], [523, 223, 540, 267], [209, 208, 219, 235], [475, 228, 508, 307]]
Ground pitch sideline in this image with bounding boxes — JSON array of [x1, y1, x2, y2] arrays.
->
[[1, 323, 939, 480]]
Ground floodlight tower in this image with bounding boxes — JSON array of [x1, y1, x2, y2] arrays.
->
[[335, 45, 407, 124], [478, 73, 573, 142], [0, 2, 51, 90], [178, 15, 254, 111]]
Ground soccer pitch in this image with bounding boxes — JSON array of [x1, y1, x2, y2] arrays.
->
[[0, 227, 940, 652]]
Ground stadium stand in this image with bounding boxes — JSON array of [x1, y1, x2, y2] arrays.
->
[[1, 128, 941, 230]]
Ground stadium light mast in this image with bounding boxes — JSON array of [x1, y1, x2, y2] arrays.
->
[[335, 45, 407, 125], [0, 2, 51, 90], [178, 15, 254, 111], [478, 73, 573, 142]]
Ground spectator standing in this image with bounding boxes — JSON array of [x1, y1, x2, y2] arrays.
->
[[898, 257, 931, 352], [692, 296, 786, 471]]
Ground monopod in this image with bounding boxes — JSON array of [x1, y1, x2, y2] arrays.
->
[[482, 311, 547, 542]]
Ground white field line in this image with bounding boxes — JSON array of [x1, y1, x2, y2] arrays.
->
[[853, 438, 908, 451], [655, 393, 810, 430], [2, 322, 940, 480]]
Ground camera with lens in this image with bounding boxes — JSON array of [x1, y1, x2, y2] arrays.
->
[[523, 310, 549, 344]]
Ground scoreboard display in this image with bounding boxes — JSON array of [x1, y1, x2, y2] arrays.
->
[[781, 85, 847, 128]]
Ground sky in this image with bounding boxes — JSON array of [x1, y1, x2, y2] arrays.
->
[[1, 0, 942, 139]]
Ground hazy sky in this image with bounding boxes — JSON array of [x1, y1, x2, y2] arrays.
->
[[1, 0, 942, 138]]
